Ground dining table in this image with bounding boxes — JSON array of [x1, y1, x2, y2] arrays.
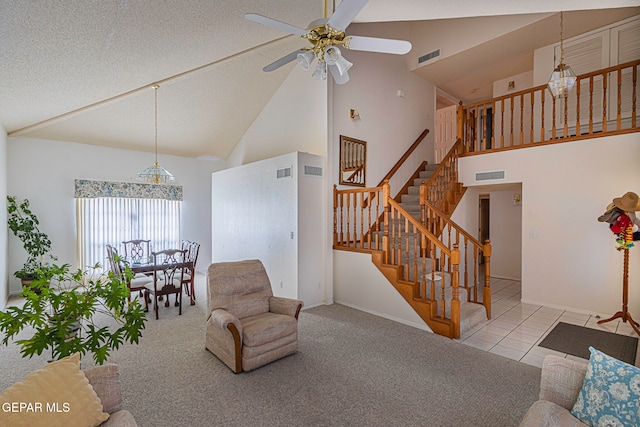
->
[[124, 254, 196, 306]]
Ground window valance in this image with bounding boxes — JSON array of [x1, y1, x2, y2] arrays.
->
[[74, 179, 183, 201]]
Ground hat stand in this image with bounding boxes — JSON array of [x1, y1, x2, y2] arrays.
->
[[597, 248, 640, 336]]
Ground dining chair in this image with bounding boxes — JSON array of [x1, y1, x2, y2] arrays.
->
[[106, 244, 152, 302], [144, 249, 187, 319], [121, 239, 152, 265], [180, 240, 200, 300]]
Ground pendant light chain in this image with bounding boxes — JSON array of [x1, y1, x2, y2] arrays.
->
[[546, 11, 576, 99], [136, 84, 175, 184], [154, 84, 159, 165], [560, 12, 565, 64]]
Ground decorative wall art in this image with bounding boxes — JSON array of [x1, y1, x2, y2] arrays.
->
[[339, 135, 366, 187]]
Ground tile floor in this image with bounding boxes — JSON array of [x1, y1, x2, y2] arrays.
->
[[456, 277, 640, 368]]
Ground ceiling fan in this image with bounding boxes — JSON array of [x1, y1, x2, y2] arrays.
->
[[245, 0, 412, 85]]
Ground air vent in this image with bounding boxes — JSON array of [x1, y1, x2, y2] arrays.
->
[[304, 165, 323, 177], [475, 170, 506, 182], [418, 49, 440, 64], [276, 167, 292, 179]]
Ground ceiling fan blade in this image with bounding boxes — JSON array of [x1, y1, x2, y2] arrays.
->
[[329, 65, 350, 85], [245, 13, 307, 36], [327, 0, 369, 31], [346, 36, 412, 55], [263, 49, 304, 72]]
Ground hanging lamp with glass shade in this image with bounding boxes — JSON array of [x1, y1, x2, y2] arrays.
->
[[547, 12, 577, 99], [137, 85, 175, 184]]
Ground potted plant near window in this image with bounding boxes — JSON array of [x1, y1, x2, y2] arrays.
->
[[7, 196, 56, 292], [0, 261, 147, 364]]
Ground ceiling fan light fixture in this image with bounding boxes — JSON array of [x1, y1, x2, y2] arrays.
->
[[246, 0, 412, 84], [312, 61, 327, 80], [137, 85, 175, 185], [297, 50, 316, 71], [324, 46, 352, 76], [324, 46, 341, 65], [334, 56, 352, 76]]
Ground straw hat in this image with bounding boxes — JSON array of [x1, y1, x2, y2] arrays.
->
[[613, 191, 640, 212]]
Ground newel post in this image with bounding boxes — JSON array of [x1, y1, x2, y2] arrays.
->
[[483, 239, 492, 319], [451, 244, 461, 339], [382, 180, 391, 264]]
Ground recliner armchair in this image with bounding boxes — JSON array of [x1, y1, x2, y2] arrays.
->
[[206, 260, 303, 373]]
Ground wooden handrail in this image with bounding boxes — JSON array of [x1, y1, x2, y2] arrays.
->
[[376, 129, 430, 186], [420, 197, 483, 249], [459, 59, 640, 156], [388, 198, 452, 255]]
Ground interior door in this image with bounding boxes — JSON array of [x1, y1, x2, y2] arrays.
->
[[435, 105, 457, 163], [478, 194, 490, 264]]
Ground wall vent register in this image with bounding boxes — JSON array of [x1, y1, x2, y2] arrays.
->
[[276, 167, 292, 179], [475, 170, 506, 181], [304, 165, 323, 177], [418, 49, 441, 64]]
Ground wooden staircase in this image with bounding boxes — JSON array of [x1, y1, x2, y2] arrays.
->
[[333, 60, 640, 338], [333, 134, 491, 339]]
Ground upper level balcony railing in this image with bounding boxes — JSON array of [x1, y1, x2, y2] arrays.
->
[[458, 59, 639, 156]]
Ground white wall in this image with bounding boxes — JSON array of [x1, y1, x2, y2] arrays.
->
[[409, 14, 551, 71], [211, 152, 325, 307], [331, 22, 437, 325], [333, 250, 430, 330], [0, 125, 7, 309], [493, 71, 533, 97], [226, 66, 327, 167], [7, 137, 224, 295], [458, 133, 640, 317], [332, 22, 435, 195], [453, 185, 523, 280]]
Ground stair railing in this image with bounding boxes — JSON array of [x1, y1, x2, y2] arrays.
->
[[421, 139, 464, 213], [334, 184, 385, 251], [383, 184, 462, 336], [362, 129, 430, 210], [334, 181, 463, 337], [459, 59, 640, 156], [419, 191, 492, 319]]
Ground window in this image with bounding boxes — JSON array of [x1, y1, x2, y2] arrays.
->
[[75, 180, 182, 273]]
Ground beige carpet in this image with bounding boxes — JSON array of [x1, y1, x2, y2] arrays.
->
[[0, 274, 541, 426]]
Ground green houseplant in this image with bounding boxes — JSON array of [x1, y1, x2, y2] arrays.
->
[[0, 262, 147, 364], [7, 196, 56, 285]]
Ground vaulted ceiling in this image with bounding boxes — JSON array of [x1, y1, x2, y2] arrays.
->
[[1, 1, 638, 159]]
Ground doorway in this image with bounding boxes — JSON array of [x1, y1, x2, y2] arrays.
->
[[435, 89, 458, 163], [478, 194, 490, 264]]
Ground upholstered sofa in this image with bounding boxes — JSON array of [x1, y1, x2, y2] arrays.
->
[[84, 364, 138, 426], [519, 355, 588, 426], [0, 354, 137, 427]]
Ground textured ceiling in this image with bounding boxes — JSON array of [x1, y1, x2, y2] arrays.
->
[[1, 0, 638, 159]]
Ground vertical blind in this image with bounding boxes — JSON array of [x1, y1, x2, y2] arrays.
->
[[75, 180, 182, 273]]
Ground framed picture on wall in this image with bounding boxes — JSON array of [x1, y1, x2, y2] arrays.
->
[[339, 135, 366, 187]]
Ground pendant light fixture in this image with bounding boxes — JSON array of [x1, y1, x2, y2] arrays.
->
[[547, 12, 577, 99], [137, 85, 175, 184]]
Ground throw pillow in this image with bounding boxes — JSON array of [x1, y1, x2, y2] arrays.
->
[[0, 353, 109, 427], [571, 346, 640, 427]]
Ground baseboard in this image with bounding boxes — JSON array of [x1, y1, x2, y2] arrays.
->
[[301, 302, 325, 310], [520, 298, 608, 318], [491, 274, 522, 281], [333, 300, 433, 333]]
